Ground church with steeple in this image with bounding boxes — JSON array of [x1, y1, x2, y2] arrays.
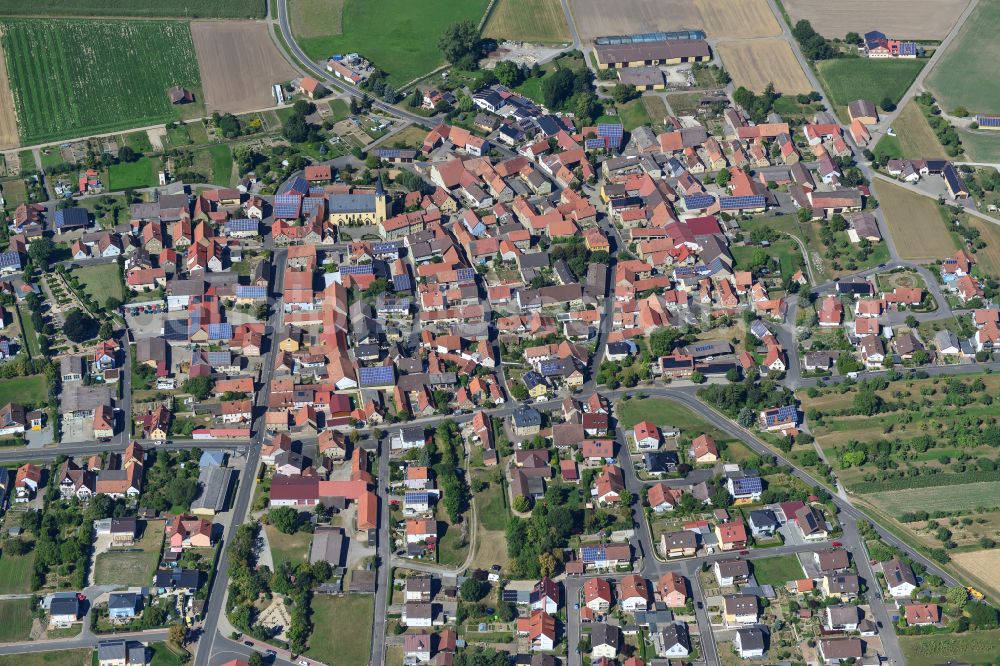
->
[[327, 174, 389, 226]]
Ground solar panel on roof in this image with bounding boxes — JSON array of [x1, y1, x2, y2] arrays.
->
[[720, 195, 767, 210], [359, 365, 394, 386], [977, 115, 1000, 128], [581, 545, 606, 561], [235, 286, 267, 298], [501, 590, 519, 602], [206, 323, 233, 340], [456, 268, 476, 282], [0, 252, 20, 269], [282, 176, 309, 196], [736, 477, 763, 493], [205, 351, 232, 364], [585, 138, 606, 150], [273, 194, 302, 219], [227, 218, 258, 232], [302, 196, 325, 217], [340, 263, 375, 275], [377, 148, 401, 158], [684, 194, 715, 209], [392, 274, 412, 292]]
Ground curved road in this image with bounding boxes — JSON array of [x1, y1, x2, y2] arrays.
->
[[274, 0, 433, 127]]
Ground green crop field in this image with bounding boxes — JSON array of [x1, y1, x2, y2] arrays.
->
[[865, 481, 1000, 514], [0, 18, 202, 144], [900, 629, 1000, 666], [0, 0, 264, 18], [817, 58, 925, 111], [295, 0, 491, 87], [751, 554, 805, 586], [927, 0, 1000, 114]]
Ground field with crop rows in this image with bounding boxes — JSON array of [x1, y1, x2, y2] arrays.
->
[[0, 0, 264, 18], [0, 19, 202, 144]]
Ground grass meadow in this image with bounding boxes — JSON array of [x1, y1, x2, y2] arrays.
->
[[817, 58, 924, 114], [295, 0, 490, 86]]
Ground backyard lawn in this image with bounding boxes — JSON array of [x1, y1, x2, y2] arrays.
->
[[71, 263, 124, 306], [474, 474, 508, 531], [750, 554, 804, 586], [148, 642, 188, 666], [0, 375, 47, 407], [306, 595, 373, 666], [108, 157, 157, 190], [0, 541, 34, 593], [94, 522, 164, 586], [265, 523, 312, 570], [208, 144, 233, 186], [0, 598, 33, 642]]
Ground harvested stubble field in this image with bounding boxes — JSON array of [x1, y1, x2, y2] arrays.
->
[[716, 39, 811, 95], [569, 0, 703, 43], [483, 0, 571, 43], [782, 0, 969, 40], [694, 0, 780, 40], [192, 21, 297, 115], [892, 101, 948, 160], [951, 550, 1000, 602], [0, 18, 201, 144], [875, 179, 954, 260]]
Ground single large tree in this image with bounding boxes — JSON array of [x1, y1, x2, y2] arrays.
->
[[63, 308, 97, 343]]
